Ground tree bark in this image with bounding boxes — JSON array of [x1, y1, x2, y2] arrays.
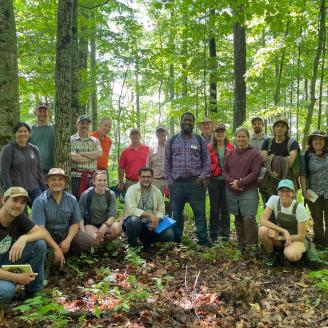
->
[[0, 0, 19, 149], [317, 26, 326, 130], [71, 0, 79, 132], [233, 7, 246, 132], [135, 54, 141, 130], [302, 0, 326, 148], [55, 0, 73, 180], [208, 9, 217, 114], [90, 18, 97, 131]]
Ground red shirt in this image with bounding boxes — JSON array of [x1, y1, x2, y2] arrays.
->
[[119, 144, 149, 181], [92, 131, 112, 170]]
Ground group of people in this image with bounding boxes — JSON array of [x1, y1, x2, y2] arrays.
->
[[0, 105, 327, 305]]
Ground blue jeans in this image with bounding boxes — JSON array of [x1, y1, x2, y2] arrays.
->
[[0, 240, 46, 304], [169, 179, 209, 244], [123, 216, 174, 247], [208, 179, 230, 241]]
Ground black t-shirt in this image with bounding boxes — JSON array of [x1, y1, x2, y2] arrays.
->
[[261, 137, 300, 157], [0, 214, 35, 256]]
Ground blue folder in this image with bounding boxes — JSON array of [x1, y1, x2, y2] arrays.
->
[[154, 215, 176, 234]]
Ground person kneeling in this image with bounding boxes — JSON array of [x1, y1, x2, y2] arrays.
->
[[79, 170, 122, 244], [32, 168, 95, 258], [259, 179, 310, 266], [0, 187, 48, 304], [123, 167, 174, 248]]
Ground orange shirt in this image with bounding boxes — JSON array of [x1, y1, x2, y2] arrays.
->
[[92, 131, 112, 170]]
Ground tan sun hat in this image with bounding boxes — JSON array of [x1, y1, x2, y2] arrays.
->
[[3, 187, 30, 202], [45, 168, 70, 182]]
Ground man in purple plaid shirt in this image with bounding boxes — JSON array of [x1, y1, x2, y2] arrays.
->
[[164, 112, 211, 245]]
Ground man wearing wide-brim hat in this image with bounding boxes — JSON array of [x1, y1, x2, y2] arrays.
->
[[32, 168, 95, 258], [198, 117, 214, 144], [260, 117, 301, 210]]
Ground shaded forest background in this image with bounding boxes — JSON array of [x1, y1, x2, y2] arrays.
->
[[0, 0, 327, 175]]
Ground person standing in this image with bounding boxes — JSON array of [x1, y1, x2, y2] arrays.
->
[[223, 127, 262, 252], [260, 118, 300, 204], [198, 117, 214, 144], [70, 115, 102, 198], [164, 112, 211, 245], [207, 124, 234, 242], [0, 187, 47, 304], [146, 126, 167, 194], [91, 118, 112, 171], [29, 103, 55, 175], [118, 128, 149, 191], [249, 116, 269, 150], [300, 131, 328, 247], [123, 167, 174, 248], [1, 122, 46, 206]]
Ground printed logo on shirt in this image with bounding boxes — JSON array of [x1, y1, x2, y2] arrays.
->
[[0, 235, 12, 255]]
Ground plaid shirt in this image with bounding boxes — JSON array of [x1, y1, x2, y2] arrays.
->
[[164, 132, 210, 184], [146, 143, 165, 178], [71, 133, 101, 177]]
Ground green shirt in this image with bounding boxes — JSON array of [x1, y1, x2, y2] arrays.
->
[[30, 124, 54, 171]]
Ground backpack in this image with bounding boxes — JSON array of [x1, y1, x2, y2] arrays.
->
[[83, 187, 112, 225], [268, 137, 301, 178]]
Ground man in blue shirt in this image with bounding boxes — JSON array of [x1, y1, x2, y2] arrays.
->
[[32, 168, 95, 256], [164, 112, 211, 245]]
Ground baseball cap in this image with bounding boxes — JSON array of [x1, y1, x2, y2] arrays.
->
[[3, 187, 30, 202], [277, 179, 294, 191], [76, 115, 91, 124], [273, 117, 289, 129], [156, 125, 167, 132], [45, 168, 69, 182], [215, 124, 226, 131], [130, 128, 140, 135], [36, 103, 49, 111]]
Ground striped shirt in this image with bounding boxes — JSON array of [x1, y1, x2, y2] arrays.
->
[[32, 190, 81, 239], [164, 133, 210, 184], [146, 143, 165, 178], [70, 133, 101, 177]]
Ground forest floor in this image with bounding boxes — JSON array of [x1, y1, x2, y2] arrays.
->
[[2, 220, 328, 328]]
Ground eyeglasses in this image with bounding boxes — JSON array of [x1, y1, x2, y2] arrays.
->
[[140, 176, 152, 179]]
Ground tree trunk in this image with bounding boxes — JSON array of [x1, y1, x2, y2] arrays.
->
[[208, 9, 217, 114], [169, 8, 175, 137], [78, 7, 89, 115], [135, 55, 141, 130], [71, 0, 79, 133], [318, 27, 326, 130], [233, 8, 246, 131], [90, 22, 97, 131], [55, 0, 73, 181], [302, 0, 326, 148], [0, 0, 19, 149]]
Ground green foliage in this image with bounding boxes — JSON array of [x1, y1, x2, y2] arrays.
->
[[124, 246, 146, 266], [308, 269, 328, 293]]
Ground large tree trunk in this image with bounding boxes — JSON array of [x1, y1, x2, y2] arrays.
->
[[318, 27, 326, 130], [71, 0, 79, 133], [233, 7, 246, 131], [78, 7, 89, 115], [55, 0, 73, 180], [208, 9, 217, 114], [0, 0, 19, 149], [302, 0, 326, 148], [135, 54, 141, 130], [90, 21, 97, 131]]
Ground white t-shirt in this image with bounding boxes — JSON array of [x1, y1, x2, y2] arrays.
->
[[266, 195, 308, 223]]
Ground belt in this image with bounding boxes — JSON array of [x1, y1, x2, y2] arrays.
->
[[154, 177, 164, 180]]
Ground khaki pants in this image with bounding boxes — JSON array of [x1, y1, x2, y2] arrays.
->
[[152, 178, 167, 194], [125, 179, 138, 189], [235, 215, 258, 249]]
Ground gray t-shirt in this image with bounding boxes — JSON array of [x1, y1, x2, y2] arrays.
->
[[79, 188, 117, 226], [138, 191, 154, 212]]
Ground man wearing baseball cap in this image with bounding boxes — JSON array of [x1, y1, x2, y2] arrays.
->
[[118, 128, 149, 191], [70, 115, 102, 198], [30, 103, 54, 174], [0, 187, 48, 303], [258, 179, 320, 267]]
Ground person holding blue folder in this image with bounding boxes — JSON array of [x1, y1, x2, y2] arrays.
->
[[123, 167, 174, 248]]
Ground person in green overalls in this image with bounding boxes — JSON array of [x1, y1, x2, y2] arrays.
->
[[258, 179, 321, 266]]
